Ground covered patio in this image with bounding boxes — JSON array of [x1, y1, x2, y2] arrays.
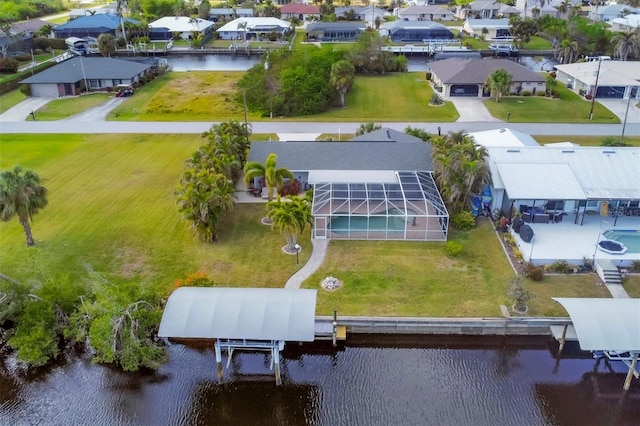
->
[[512, 214, 639, 266]]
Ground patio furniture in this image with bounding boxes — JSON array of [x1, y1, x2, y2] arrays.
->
[[261, 187, 269, 199], [522, 212, 532, 223], [533, 213, 549, 224]]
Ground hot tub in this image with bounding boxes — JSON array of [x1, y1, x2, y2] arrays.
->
[[598, 239, 628, 255]]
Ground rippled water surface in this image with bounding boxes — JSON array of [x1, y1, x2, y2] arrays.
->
[[1, 337, 638, 425]]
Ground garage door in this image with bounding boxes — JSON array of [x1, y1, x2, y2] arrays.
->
[[596, 86, 624, 98], [450, 85, 478, 97]]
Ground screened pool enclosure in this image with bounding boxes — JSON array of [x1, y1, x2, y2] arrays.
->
[[312, 172, 449, 241]]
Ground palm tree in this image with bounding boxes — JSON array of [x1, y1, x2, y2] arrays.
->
[[556, 0, 570, 18], [266, 195, 313, 252], [355, 122, 382, 136], [554, 38, 579, 64], [243, 153, 293, 203], [97, 33, 116, 57], [484, 68, 513, 102], [611, 30, 640, 61], [176, 171, 235, 242], [0, 166, 48, 246], [431, 133, 490, 214], [330, 60, 356, 107]]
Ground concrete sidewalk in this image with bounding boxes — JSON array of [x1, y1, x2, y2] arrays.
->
[[285, 239, 329, 289]]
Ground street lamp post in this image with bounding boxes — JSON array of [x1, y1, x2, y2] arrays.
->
[[294, 244, 301, 265], [620, 90, 633, 145], [588, 57, 602, 121]]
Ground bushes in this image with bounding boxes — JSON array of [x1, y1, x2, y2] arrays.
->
[[430, 93, 444, 106], [522, 90, 532, 96], [451, 211, 476, 231], [444, 240, 463, 257], [536, 91, 546, 97], [524, 262, 545, 281], [550, 259, 570, 274], [630, 260, 640, 273], [0, 57, 19, 73]]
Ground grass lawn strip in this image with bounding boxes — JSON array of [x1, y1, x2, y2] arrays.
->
[[0, 89, 26, 114], [483, 83, 620, 123], [31, 93, 112, 120], [623, 276, 640, 298]]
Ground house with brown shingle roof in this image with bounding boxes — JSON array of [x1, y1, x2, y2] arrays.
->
[[428, 58, 545, 97], [280, 4, 321, 21]]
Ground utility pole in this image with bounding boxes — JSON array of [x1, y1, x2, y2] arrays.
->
[[620, 89, 633, 145], [588, 57, 602, 121], [242, 89, 248, 125]]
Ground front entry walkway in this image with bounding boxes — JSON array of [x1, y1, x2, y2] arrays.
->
[[285, 238, 328, 289]]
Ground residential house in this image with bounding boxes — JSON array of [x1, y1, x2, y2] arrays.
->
[[554, 61, 640, 99], [397, 6, 455, 22], [381, 21, 454, 42], [12, 19, 52, 37], [306, 22, 366, 42], [610, 13, 640, 31], [463, 18, 511, 38], [20, 56, 151, 97], [148, 17, 215, 43], [247, 130, 449, 241], [54, 14, 138, 39], [515, 0, 563, 18], [428, 57, 545, 97], [209, 8, 254, 22], [335, 6, 388, 27], [216, 18, 291, 40], [589, 4, 639, 22], [281, 4, 321, 21]]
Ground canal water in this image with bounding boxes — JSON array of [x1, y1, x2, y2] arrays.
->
[[1, 336, 638, 425], [163, 54, 557, 73]]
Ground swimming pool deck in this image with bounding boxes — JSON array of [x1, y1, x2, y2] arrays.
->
[[512, 214, 640, 266]]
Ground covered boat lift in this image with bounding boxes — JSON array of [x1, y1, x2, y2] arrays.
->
[[158, 287, 317, 385], [552, 298, 640, 390]]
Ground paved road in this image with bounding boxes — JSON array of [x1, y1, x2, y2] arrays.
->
[[2, 120, 638, 136]]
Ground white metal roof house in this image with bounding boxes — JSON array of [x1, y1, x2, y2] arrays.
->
[[610, 13, 640, 31], [216, 17, 291, 40], [20, 56, 152, 97], [485, 145, 640, 227], [463, 18, 511, 38], [247, 130, 449, 241], [589, 4, 639, 22], [208, 8, 254, 22], [148, 16, 215, 42], [554, 61, 640, 100], [398, 5, 455, 21]]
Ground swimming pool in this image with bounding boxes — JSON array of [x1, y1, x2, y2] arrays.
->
[[602, 230, 640, 253], [330, 208, 416, 234]]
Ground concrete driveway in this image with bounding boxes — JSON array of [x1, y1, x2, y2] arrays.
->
[[0, 97, 55, 121], [64, 97, 125, 121], [449, 98, 503, 123], [598, 99, 640, 124]]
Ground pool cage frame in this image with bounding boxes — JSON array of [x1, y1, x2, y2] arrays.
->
[[311, 171, 449, 241]]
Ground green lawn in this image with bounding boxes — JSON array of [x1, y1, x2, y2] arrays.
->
[[303, 219, 606, 317], [0, 134, 310, 292], [533, 135, 640, 147], [0, 89, 26, 114], [483, 83, 620, 123], [523, 36, 553, 50], [294, 73, 459, 122], [623, 276, 640, 298], [109, 71, 459, 122], [29, 93, 112, 120]]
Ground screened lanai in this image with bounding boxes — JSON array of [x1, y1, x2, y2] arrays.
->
[[312, 171, 449, 241]]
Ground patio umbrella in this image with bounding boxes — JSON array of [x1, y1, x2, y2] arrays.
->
[[520, 224, 534, 243], [512, 217, 524, 233]]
